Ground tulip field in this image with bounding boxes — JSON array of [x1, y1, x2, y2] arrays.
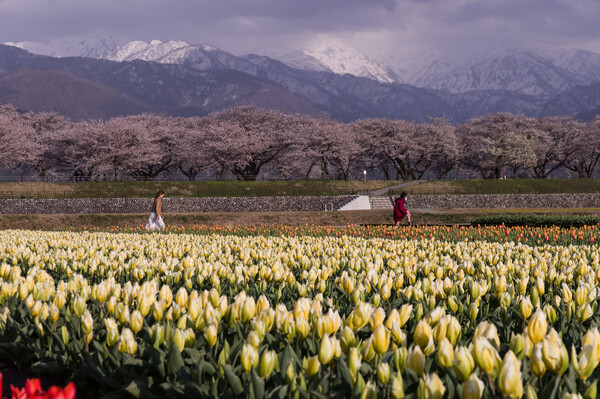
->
[[1, 226, 600, 398]]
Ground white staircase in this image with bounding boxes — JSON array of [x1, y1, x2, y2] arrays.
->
[[370, 196, 393, 209], [338, 195, 372, 211]]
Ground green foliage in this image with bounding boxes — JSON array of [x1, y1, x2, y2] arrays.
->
[[472, 214, 600, 227]]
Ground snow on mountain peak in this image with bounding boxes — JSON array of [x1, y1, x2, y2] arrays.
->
[[3, 35, 126, 58], [104, 39, 192, 62], [279, 40, 399, 83]]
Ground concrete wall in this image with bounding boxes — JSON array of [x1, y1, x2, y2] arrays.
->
[[0, 196, 358, 214], [411, 193, 600, 209]]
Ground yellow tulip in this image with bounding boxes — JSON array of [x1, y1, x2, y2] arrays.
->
[[462, 374, 484, 399], [241, 343, 259, 373], [414, 320, 434, 355], [417, 373, 445, 399], [406, 345, 425, 376], [319, 334, 335, 365], [454, 346, 475, 382], [527, 309, 547, 344], [258, 349, 278, 379], [436, 337, 454, 369], [530, 343, 546, 377], [377, 362, 390, 385], [303, 355, 320, 378], [497, 351, 523, 399], [541, 328, 569, 375], [372, 325, 391, 355], [473, 335, 500, 376], [391, 372, 404, 399]]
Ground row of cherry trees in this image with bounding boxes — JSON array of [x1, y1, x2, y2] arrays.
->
[[1, 104, 599, 181]]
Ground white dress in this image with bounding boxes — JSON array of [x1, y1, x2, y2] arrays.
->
[[146, 212, 165, 231]]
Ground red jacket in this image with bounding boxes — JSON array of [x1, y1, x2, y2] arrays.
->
[[394, 198, 408, 221]]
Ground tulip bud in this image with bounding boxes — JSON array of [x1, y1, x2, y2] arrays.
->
[[296, 317, 310, 340], [414, 319, 433, 353], [175, 287, 188, 308], [340, 326, 355, 354], [406, 345, 425, 376], [577, 304, 594, 323], [303, 355, 320, 378], [509, 333, 525, 360], [527, 309, 547, 344], [377, 362, 390, 385], [417, 373, 445, 399], [577, 327, 600, 380], [530, 286, 539, 307], [530, 343, 546, 377], [391, 372, 404, 399], [319, 334, 335, 365], [432, 316, 449, 344], [204, 323, 218, 348], [462, 374, 484, 399], [348, 347, 361, 382], [398, 304, 413, 328], [473, 335, 500, 376], [454, 346, 474, 382], [562, 283, 572, 304], [497, 351, 523, 399], [393, 346, 407, 371], [468, 302, 479, 321], [446, 316, 461, 346], [258, 349, 278, 379], [49, 303, 60, 323], [542, 328, 569, 375], [150, 323, 165, 348], [372, 325, 391, 355], [105, 318, 119, 347], [61, 325, 70, 345], [448, 296, 460, 314], [370, 307, 385, 330], [241, 297, 256, 323], [73, 295, 86, 317], [172, 328, 185, 352], [437, 337, 454, 369], [361, 337, 376, 362], [520, 296, 533, 320], [241, 343, 259, 373], [129, 309, 144, 335], [524, 384, 537, 399], [414, 303, 424, 321], [500, 292, 512, 308], [543, 304, 556, 325]]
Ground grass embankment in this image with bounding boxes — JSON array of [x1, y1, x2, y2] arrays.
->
[[0, 180, 396, 199], [392, 178, 600, 195], [2, 208, 600, 231]]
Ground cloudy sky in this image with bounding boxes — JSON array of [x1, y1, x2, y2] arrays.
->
[[1, 0, 599, 58]]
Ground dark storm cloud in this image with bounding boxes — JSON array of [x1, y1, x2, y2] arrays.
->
[[1, 0, 599, 56]]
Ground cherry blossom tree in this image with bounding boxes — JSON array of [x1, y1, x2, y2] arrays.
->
[[20, 111, 70, 181], [562, 117, 600, 178], [529, 117, 582, 178], [208, 106, 293, 181], [172, 117, 214, 181], [0, 105, 39, 173]]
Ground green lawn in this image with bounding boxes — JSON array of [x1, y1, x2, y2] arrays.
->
[[0, 180, 398, 199], [391, 178, 600, 195]]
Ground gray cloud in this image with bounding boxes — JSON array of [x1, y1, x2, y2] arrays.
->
[[1, 0, 599, 57]]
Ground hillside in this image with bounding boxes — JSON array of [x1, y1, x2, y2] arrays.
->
[[0, 68, 154, 120]]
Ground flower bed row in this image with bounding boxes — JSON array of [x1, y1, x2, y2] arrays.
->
[[0, 229, 599, 397]]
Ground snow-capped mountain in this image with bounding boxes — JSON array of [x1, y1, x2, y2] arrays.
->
[[278, 41, 400, 84], [405, 49, 592, 99], [3, 36, 125, 58], [103, 39, 260, 75]]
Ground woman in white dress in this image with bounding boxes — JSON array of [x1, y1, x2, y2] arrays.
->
[[146, 190, 165, 231]]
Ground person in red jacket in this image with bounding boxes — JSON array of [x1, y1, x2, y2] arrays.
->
[[393, 191, 412, 226]]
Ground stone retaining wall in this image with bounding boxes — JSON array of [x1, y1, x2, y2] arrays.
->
[[411, 193, 600, 209], [0, 196, 357, 215]]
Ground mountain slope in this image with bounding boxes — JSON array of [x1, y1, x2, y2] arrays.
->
[[278, 41, 399, 83], [0, 68, 155, 120]]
